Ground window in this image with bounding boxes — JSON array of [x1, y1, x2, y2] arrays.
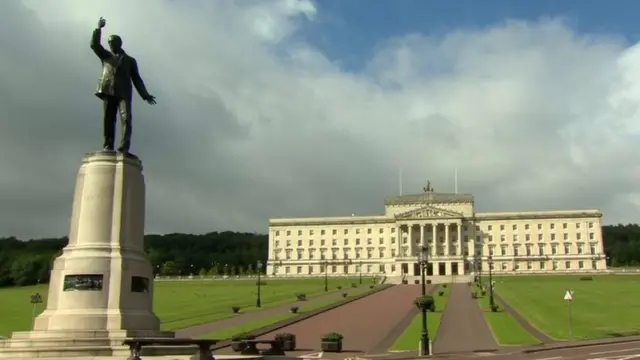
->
[[513, 234, 519, 242], [356, 238, 361, 245], [321, 239, 325, 246], [576, 223, 581, 229], [379, 228, 384, 234], [356, 229, 360, 234], [563, 223, 568, 229], [512, 224, 517, 230], [391, 237, 396, 244], [578, 261, 584, 269], [538, 224, 542, 230], [379, 249, 384, 258], [331, 265, 336, 273], [589, 233, 595, 240], [500, 235, 506, 242], [501, 263, 507, 270], [286, 240, 291, 247], [565, 261, 571, 269], [513, 246, 519, 256], [285, 266, 290, 274], [525, 245, 531, 256], [343, 239, 348, 245], [577, 233, 582, 240], [332, 229, 337, 235], [488, 225, 493, 231], [551, 245, 557, 255], [525, 224, 530, 230], [344, 229, 348, 234], [321, 230, 325, 235], [367, 228, 372, 234], [332, 239, 337, 246], [500, 225, 505, 231], [553, 261, 558, 270], [525, 234, 531, 241], [275, 231, 280, 236], [379, 237, 384, 244], [286, 230, 291, 236], [309, 230, 314, 235], [379, 264, 385, 272], [591, 261, 597, 269], [297, 240, 302, 246], [550, 224, 555, 230], [590, 244, 596, 254], [538, 245, 544, 256], [391, 264, 396, 272], [588, 222, 594, 228], [298, 230, 302, 235], [527, 262, 532, 270], [297, 266, 301, 274], [538, 234, 543, 241], [564, 245, 570, 254], [540, 261, 546, 270], [391, 249, 396, 257], [551, 234, 556, 241], [563, 233, 568, 240], [577, 245, 583, 255], [310, 239, 314, 246], [501, 246, 507, 256], [275, 240, 280, 247]]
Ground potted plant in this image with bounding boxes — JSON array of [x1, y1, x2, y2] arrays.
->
[[290, 306, 299, 314], [438, 291, 444, 296], [369, 284, 374, 289], [414, 295, 435, 312], [351, 283, 357, 288], [295, 293, 307, 301], [231, 333, 255, 352], [231, 306, 240, 313], [342, 292, 348, 298], [275, 332, 296, 351], [337, 285, 342, 290], [320, 332, 343, 352]]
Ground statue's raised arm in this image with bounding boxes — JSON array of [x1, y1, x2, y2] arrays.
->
[[90, 17, 110, 60]]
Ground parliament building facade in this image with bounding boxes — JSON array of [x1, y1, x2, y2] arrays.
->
[[266, 188, 607, 280]]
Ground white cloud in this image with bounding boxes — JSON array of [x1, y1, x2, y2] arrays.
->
[[0, 1, 638, 239]]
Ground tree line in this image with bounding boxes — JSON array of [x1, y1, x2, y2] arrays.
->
[[1, 224, 640, 287], [0, 231, 267, 287]]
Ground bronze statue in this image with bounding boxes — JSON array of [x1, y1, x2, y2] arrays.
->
[[423, 181, 433, 193], [90, 17, 156, 153]]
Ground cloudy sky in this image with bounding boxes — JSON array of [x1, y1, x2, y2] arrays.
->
[[1, 0, 640, 239]]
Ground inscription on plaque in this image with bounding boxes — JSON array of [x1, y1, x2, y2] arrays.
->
[[131, 276, 149, 293], [63, 274, 104, 291]]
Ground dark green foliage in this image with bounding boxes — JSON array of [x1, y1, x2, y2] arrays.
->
[[0, 232, 267, 287]]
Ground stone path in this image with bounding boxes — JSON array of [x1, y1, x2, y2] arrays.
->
[[367, 285, 438, 354], [433, 284, 498, 354], [255, 284, 421, 354], [494, 292, 555, 344], [175, 289, 362, 338]]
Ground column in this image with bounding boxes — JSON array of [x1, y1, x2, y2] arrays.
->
[[444, 223, 450, 258], [407, 224, 413, 257], [396, 225, 401, 257], [419, 224, 425, 247], [456, 222, 462, 256], [432, 223, 438, 257]]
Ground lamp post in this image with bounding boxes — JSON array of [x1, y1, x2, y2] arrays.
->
[[30, 292, 43, 329], [256, 260, 263, 307], [419, 245, 430, 356], [324, 260, 328, 292], [359, 261, 363, 284], [488, 255, 495, 311]]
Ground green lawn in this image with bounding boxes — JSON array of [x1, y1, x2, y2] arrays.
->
[[474, 286, 540, 346], [389, 284, 451, 352], [494, 275, 640, 340], [198, 285, 376, 340], [0, 277, 374, 337]]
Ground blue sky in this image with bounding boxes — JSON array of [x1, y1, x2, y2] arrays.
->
[[302, 0, 638, 70]]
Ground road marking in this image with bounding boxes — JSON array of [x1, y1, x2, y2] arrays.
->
[[298, 351, 324, 359], [591, 349, 640, 356], [534, 356, 564, 360], [587, 354, 640, 360]]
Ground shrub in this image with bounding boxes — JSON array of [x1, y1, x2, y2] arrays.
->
[[471, 292, 477, 299], [321, 332, 344, 342], [290, 306, 299, 313], [426, 280, 432, 284], [438, 291, 444, 296], [232, 306, 240, 313], [295, 293, 307, 301], [351, 283, 357, 288], [342, 292, 348, 298], [481, 290, 486, 296], [369, 285, 374, 289], [414, 295, 436, 312], [442, 284, 448, 288], [275, 332, 295, 341], [490, 304, 500, 312], [337, 285, 342, 290], [231, 332, 255, 341], [580, 276, 593, 281], [255, 280, 267, 285]]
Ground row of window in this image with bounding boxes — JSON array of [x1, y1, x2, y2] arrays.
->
[[272, 259, 599, 274], [273, 231, 597, 249], [273, 221, 596, 238], [272, 242, 600, 261]]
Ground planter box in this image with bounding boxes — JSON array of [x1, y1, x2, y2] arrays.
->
[[281, 340, 296, 351], [321, 341, 342, 352], [231, 341, 246, 352]]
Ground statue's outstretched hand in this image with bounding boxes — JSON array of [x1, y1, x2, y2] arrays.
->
[[145, 95, 157, 105], [98, 17, 106, 29]]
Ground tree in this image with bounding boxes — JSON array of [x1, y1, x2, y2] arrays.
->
[[162, 261, 175, 275]]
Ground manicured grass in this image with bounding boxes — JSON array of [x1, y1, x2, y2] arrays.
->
[[474, 286, 540, 346], [198, 285, 376, 340], [389, 284, 451, 352], [494, 275, 640, 340], [0, 277, 375, 336]]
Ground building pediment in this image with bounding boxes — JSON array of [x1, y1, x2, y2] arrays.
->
[[395, 205, 462, 219]]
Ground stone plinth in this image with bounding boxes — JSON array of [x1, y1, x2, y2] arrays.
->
[[0, 151, 177, 359]]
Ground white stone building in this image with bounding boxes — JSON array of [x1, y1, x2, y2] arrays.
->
[[266, 188, 607, 283]]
